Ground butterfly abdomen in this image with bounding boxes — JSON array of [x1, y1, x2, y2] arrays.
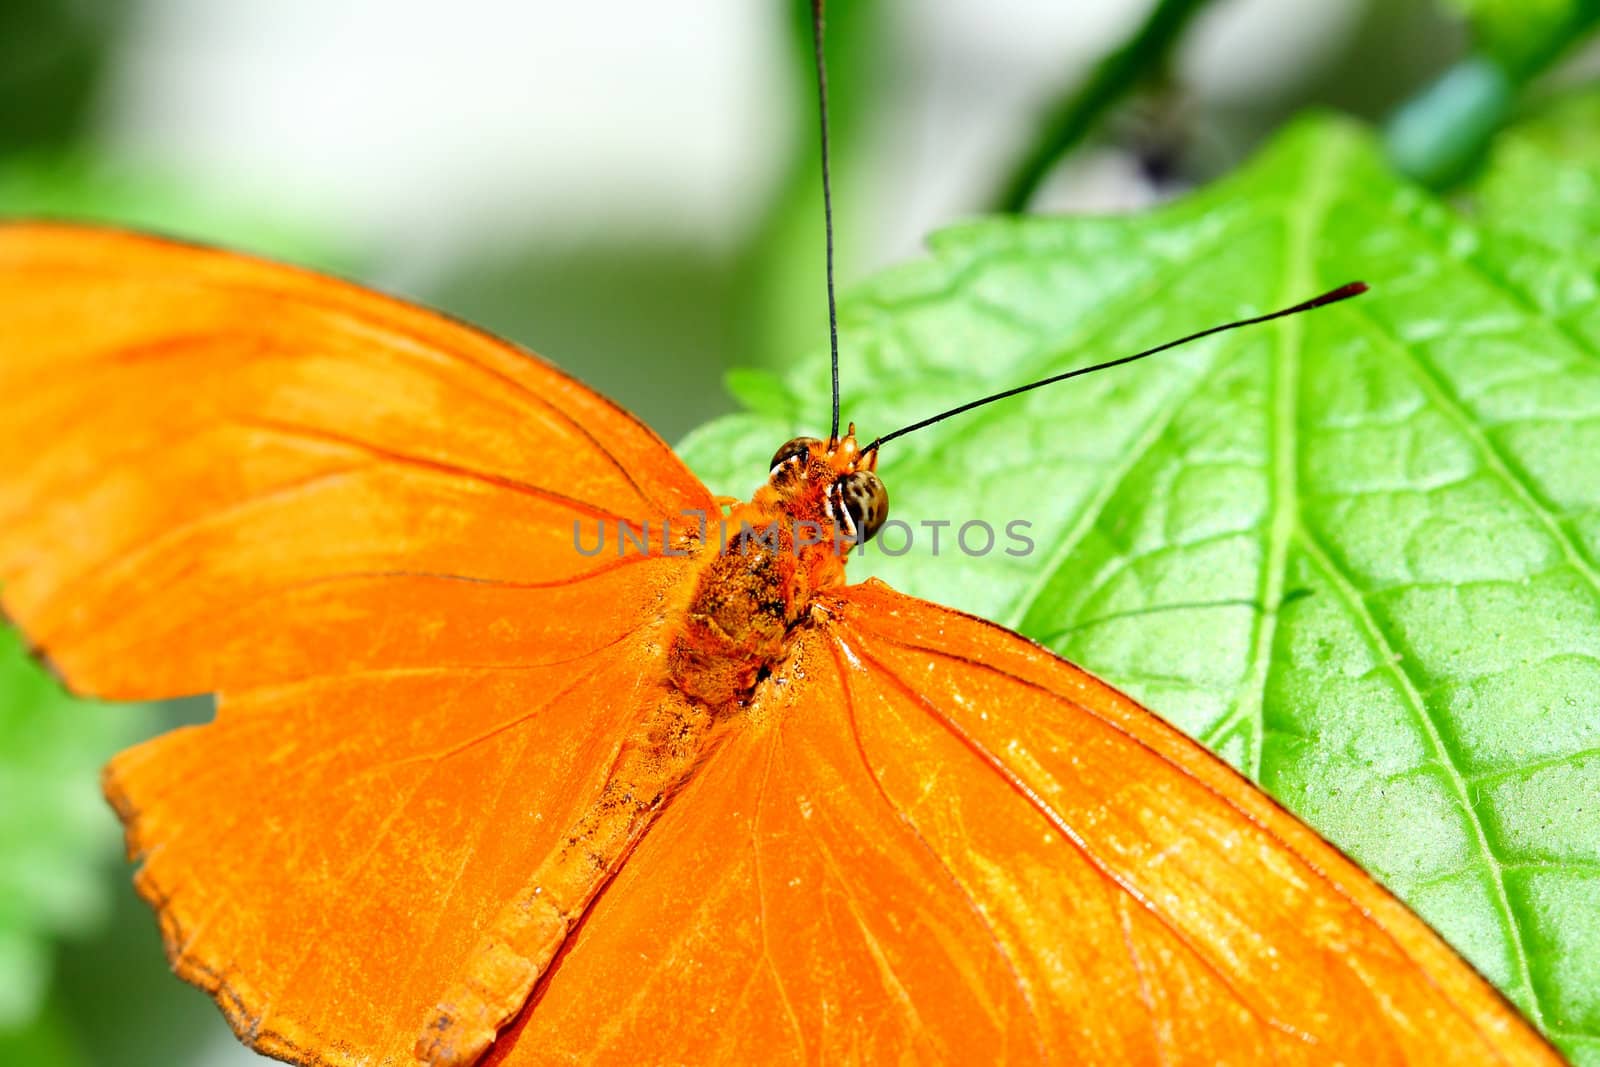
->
[[417, 685, 725, 1066]]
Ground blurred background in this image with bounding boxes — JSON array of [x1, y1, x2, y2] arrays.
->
[[1, 0, 1597, 1063]]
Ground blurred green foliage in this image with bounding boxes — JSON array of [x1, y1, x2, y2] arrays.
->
[[1446, 0, 1600, 76], [1477, 88, 1600, 263], [0, 1004, 81, 1067], [737, 0, 890, 378], [429, 239, 739, 443], [995, 0, 1212, 211], [0, 157, 350, 273], [0, 632, 146, 1034], [1388, 0, 1600, 184], [0, 1, 125, 156]]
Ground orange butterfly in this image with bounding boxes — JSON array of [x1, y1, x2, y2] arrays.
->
[[0, 217, 1563, 1064], [0, 9, 1567, 1063]]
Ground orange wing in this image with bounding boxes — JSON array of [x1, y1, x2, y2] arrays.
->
[[494, 578, 1559, 1065], [0, 223, 712, 1062], [0, 222, 709, 697]]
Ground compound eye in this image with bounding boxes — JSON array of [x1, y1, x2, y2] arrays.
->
[[832, 471, 889, 543], [769, 436, 822, 475]]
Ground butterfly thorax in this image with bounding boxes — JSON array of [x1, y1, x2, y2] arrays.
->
[[666, 431, 882, 708]]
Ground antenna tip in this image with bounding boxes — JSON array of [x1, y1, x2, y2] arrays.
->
[[1296, 280, 1369, 313]]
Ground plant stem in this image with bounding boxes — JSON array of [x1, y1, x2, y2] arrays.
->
[[1383, 56, 1515, 188], [1384, 4, 1600, 188], [992, 0, 1214, 214]]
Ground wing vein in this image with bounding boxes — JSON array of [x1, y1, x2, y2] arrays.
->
[[1115, 894, 1169, 1067], [751, 726, 808, 1059], [823, 630, 1048, 1064], [246, 647, 627, 1045], [848, 610, 1526, 1058], [843, 627, 1316, 1045], [9, 253, 697, 516], [235, 416, 637, 524]]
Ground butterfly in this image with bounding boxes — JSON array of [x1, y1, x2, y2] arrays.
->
[[0, 216, 1562, 1065], [0, 7, 1565, 1066]]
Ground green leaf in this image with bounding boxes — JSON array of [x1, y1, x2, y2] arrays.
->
[[0, 630, 149, 1029], [1442, 0, 1600, 77], [1476, 89, 1600, 270], [681, 116, 1600, 1061], [724, 367, 800, 420]]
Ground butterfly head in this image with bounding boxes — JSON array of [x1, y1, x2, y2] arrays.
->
[[766, 424, 888, 546]]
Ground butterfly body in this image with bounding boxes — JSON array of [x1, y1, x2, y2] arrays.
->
[[670, 432, 872, 707], [421, 432, 878, 1064]]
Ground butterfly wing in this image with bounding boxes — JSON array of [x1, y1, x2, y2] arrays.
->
[[492, 577, 1559, 1065], [0, 223, 714, 1063], [0, 222, 709, 697]]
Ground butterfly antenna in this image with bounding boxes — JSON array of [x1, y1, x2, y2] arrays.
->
[[865, 281, 1368, 452], [811, 0, 842, 445]]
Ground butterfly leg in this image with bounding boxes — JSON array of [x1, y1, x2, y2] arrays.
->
[[414, 687, 727, 1067]]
